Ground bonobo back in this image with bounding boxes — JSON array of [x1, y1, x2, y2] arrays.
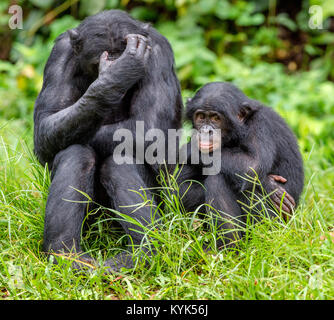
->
[[254, 105, 304, 203]]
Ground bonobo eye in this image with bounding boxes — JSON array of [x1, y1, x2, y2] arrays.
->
[[211, 114, 221, 123], [195, 112, 205, 121]]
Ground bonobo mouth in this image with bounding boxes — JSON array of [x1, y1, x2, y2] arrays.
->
[[197, 135, 221, 153]]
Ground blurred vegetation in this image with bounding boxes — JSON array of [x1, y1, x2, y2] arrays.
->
[[0, 0, 334, 160]]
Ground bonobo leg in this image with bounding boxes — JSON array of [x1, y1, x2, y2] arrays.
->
[[100, 155, 159, 272], [204, 175, 244, 249], [176, 164, 206, 213], [43, 144, 97, 268]]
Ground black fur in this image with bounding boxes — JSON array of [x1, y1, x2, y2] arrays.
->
[[178, 82, 304, 248], [34, 10, 182, 271]]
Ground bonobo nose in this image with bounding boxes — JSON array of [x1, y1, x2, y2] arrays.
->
[[200, 125, 214, 135]]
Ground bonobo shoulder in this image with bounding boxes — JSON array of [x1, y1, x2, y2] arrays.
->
[[257, 103, 291, 128], [43, 32, 73, 74], [40, 32, 80, 92], [54, 32, 72, 49]]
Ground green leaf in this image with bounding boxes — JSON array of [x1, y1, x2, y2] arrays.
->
[[30, 0, 53, 9], [236, 13, 265, 26], [80, 0, 107, 16], [271, 13, 298, 31]]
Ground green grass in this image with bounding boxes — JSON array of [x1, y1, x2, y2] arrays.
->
[[0, 122, 333, 300]]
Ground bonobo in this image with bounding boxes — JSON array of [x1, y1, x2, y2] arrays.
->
[[34, 10, 182, 272], [177, 82, 304, 248]]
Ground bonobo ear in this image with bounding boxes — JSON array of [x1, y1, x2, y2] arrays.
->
[[142, 23, 152, 30], [238, 101, 258, 123], [68, 29, 82, 55]]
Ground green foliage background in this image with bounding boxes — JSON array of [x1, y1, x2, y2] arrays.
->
[[0, 0, 333, 299], [1, 0, 334, 161]]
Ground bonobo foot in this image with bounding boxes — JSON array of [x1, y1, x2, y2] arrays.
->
[[103, 248, 154, 274], [103, 252, 135, 273]]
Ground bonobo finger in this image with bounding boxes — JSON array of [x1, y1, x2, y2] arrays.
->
[[99, 51, 108, 64], [271, 193, 282, 208], [136, 34, 148, 45], [272, 191, 295, 213], [125, 34, 139, 55], [270, 174, 287, 184], [280, 202, 291, 214], [282, 196, 295, 213], [275, 187, 296, 210], [274, 187, 284, 199], [275, 185, 288, 199], [136, 35, 147, 57], [99, 51, 109, 72], [284, 191, 296, 208], [271, 194, 291, 214], [144, 45, 151, 63]]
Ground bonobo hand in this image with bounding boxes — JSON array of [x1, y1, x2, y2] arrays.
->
[[98, 34, 151, 87], [268, 174, 296, 219]]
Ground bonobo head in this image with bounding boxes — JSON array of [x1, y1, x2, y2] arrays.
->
[[67, 10, 150, 78], [186, 82, 259, 152]]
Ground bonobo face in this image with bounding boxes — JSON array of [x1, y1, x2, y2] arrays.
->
[[68, 10, 151, 78], [80, 34, 126, 77], [187, 82, 259, 151], [193, 109, 223, 153], [68, 28, 127, 78]]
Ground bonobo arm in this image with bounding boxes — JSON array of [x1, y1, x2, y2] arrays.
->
[[220, 130, 296, 215], [90, 38, 183, 172], [220, 140, 275, 191], [34, 34, 150, 165]]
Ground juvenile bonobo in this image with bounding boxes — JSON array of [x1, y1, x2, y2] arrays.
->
[[178, 82, 304, 248], [34, 10, 182, 272]]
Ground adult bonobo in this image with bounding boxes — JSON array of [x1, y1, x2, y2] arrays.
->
[[177, 82, 304, 248], [34, 10, 182, 272]]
